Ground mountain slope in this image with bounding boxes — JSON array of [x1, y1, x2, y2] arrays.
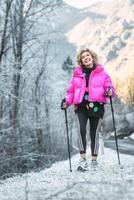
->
[[66, 0, 134, 80]]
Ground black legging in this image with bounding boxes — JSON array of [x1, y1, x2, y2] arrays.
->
[[76, 112, 101, 157]]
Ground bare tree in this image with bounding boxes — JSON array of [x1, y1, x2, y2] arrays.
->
[[0, 0, 63, 175], [9, 0, 62, 143], [34, 41, 51, 153], [126, 74, 134, 104], [0, 0, 13, 65]]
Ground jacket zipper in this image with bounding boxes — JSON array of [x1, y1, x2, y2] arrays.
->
[[88, 70, 96, 101], [77, 75, 86, 103]]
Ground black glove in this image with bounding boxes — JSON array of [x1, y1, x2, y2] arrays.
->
[[60, 98, 66, 110]]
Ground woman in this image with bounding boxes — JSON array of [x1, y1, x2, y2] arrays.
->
[[61, 48, 115, 171]]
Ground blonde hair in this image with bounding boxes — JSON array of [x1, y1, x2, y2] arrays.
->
[[76, 47, 99, 66]]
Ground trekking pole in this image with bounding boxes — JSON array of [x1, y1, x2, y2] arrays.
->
[[64, 108, 72, 172], [109, 95, 121, 165]]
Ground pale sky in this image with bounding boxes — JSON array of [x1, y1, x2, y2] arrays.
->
[[64, 0, 111, 8]]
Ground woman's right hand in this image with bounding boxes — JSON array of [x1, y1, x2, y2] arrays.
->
[[61, 98, 67, 110]]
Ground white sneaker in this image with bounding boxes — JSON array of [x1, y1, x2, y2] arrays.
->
[[77, 158, 88, 171], [91, 160, 98, 168]]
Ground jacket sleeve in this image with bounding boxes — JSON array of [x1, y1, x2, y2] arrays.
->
[[104, 72, 116, 97], [65, 76, 74, 107]]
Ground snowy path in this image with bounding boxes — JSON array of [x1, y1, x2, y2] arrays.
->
[[0, 148, 134, 200]]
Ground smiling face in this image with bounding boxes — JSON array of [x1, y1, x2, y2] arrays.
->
[[81, 51, 94, 68]]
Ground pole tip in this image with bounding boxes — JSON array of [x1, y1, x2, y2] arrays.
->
[[120, 165, 123, 169]]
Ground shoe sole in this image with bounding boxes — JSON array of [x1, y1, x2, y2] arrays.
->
[[77, 166, 87, 172], [91, 165, 98, 171]]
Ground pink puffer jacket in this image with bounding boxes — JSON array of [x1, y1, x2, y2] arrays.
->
[[66, 64, 115, 107]]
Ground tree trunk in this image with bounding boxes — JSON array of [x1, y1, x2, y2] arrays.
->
[[0, 0, 13, 65]]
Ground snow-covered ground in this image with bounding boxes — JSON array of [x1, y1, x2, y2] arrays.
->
[[0, 148, 134, 200]]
